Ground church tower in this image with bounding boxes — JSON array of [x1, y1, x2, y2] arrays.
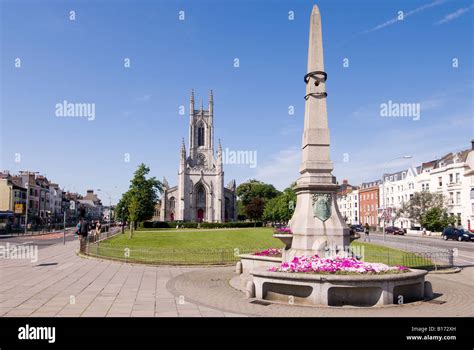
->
[[188, 89, 215, 166], [161, 90, 237, 223]]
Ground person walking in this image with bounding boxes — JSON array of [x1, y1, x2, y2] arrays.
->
[[364, 223, 370, 242], [79, 218, 90, 253], [95, 221, 101, 241]]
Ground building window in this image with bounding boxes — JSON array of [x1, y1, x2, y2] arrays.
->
[[197, 125, 205, 147], [449, 192, 454, 204], [455, 173, 460, 183], [169, 197, 175, 209], [449, 174, 453, 183], [438, 177, 442, 187], [456, 192, 461, 204], [196, 185, 206, 207]]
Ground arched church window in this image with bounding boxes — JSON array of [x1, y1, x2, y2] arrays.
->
[[169, 197, 175, 209], [197, 125, 205, 147], [196, 185, 205, 207]]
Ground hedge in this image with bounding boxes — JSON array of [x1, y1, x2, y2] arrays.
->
[[141, 221, 263, 229]]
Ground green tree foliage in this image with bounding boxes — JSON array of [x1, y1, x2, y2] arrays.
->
[[115, 191, 131, 222], [263, 183, 297, 223], [236, 179, 280, 221], [245, 197, 265, 222], [236, 179, 280, 206], [116, 163, 163, 238], [421, 207, 456, 232], [397, 191, 450, 229]]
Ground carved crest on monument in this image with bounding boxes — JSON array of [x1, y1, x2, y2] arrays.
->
[[312, 193, 332, 222]]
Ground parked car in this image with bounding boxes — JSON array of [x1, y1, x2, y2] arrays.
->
[[350, 224, 365, 233], [385, 226, 405, 235], [442, 227, 474, 242]]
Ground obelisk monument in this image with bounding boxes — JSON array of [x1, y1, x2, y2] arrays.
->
[[287, 5, 349, 260]]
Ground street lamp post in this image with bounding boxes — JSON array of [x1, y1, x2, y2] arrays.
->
[[381, 155, 412, 242], [25, 181, 29, 235]]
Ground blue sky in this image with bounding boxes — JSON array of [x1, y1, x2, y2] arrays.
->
[[1, 0, 473, 204]]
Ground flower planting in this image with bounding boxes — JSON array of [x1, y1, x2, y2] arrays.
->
[[274, 227, 292, 234], [269, 255, 409, 274], [253, 248, 282, 257]]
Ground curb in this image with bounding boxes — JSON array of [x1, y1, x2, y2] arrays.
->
[[427, 267, 462, 274]]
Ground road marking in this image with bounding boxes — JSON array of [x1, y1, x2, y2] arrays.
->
[[456, 254, 474, 262]]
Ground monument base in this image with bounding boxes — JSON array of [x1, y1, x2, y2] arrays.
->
[[288, 185, 350, 261], [250, 267, 430, 307]]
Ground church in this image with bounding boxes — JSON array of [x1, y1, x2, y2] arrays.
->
[[159, 90, 237, 223]]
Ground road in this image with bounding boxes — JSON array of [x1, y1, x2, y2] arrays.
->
[[0, 229, 78, 250], [366, 231, 474, 267]]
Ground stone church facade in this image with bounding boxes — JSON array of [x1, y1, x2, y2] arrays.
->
[[160, 90, 237, 223]]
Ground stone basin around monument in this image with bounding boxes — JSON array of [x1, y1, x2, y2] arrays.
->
[[250, 267, 429, 307], [272, 234, 293, 249], [239, 253, 282, 273]]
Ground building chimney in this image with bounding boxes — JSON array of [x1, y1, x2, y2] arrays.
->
[[471, 139, 474, 151]]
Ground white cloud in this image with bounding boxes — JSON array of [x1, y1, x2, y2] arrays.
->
[[363, 0, 446, 34], [435, 4, 474, 25], [254, 147, 300, 190], [333, 114, 472, 185]]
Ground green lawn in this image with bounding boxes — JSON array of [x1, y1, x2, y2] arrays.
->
[[88, 228, 432, 267], [103, 227, 282, 250]]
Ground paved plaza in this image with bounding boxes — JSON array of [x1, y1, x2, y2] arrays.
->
[[0, 239, 473, 317]]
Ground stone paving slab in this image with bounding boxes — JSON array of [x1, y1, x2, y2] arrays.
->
[[1, 239, 472, 317], [165, 266, 474, 317]]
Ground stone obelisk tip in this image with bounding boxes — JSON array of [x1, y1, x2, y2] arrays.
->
[[312, 4, 320, 15]]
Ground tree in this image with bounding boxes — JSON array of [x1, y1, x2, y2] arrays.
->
[[397, 191, 448, 228], [263, 196, 279, 222], [421, 207, 456, 232], [128, 195, 140, 239], [116, 163, 163, 238], [237, 201, 247, 221], [115, 191, 131, 223], [237, 179, 280, 221], [263, 183, 296, 223], [236, 179, 280, 206], [245, 197, 265, 222]]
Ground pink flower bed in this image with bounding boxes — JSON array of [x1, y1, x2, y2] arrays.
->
[[253, 248, 282, 257], [274, 227, 292, 234], [269, 255, 409, 274]]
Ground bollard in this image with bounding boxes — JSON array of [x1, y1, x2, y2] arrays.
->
[[448, 249, 454, 267]]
